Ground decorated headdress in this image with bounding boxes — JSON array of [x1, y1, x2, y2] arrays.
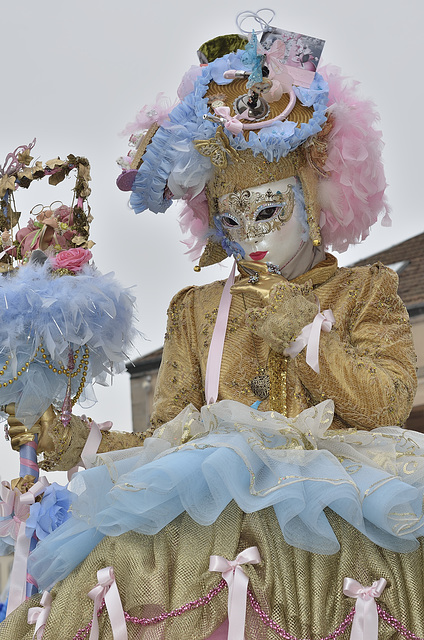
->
[[117, 10, 390, 265]]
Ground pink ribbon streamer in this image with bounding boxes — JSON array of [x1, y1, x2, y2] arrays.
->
[[88, 566, 128, 640], [67, 419, 113, 480], [4, 477, 49, 616], [205, 261, 236, 404], [343, 577, 387, 640], [284, 308, 335, 374], [28, 591, 52, 639], [209, 546, 261, 640]]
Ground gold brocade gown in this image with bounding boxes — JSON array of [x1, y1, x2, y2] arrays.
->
[[0, 255, 422, 640]]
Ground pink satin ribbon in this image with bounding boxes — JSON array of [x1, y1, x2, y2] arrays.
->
[[213, 106, 246, 134], [205, 261, 236, 404], [20, 439, 39, 482], [88, 566, 128, 640], [209, 546, 261, 640], [284, 308, 335, 374], [68, 419, 113, 480], [343, 577, 387, 640], [2, 477, 49, 616], [28, 591, 52, 639]]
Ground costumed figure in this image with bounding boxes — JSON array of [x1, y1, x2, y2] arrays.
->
[[0, 11, 422, 640]]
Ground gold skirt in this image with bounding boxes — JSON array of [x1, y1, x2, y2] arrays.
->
[[1, 503, 423, 640]]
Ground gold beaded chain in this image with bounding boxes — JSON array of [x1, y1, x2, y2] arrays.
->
[[40, 345, 90, 406], [0, 342, 90, 405], [0, 344, 42, 387], [71, 347, 90, 405]]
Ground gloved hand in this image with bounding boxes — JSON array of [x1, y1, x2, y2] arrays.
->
[[7, 404, 58, 453], [245, 280, 318, 353], [230, 260, 285, 305]]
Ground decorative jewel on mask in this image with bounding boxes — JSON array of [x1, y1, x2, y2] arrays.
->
[[193, 126, 241, 168]]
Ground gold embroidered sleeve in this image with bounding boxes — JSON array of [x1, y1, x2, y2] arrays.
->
[[39, 416, 154, 471], [151, 286, 205, 426], [295, 265, 417, 429], [97, 428, 154, 453]]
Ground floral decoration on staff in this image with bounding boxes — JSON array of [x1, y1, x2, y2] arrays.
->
[[0, 140, 94, 272]]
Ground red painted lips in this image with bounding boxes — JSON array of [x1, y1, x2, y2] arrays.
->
[[249, 251, 268, 261]]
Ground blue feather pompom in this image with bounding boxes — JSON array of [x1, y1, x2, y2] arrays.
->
[[0, 262, 137, 426]]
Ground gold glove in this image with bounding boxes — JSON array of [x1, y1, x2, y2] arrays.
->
[[245, 280, 318, 353], [230, 260, 285, 304], [7, 404, 58, 453]]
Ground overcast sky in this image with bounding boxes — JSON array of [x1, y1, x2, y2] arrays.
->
[[0, 0, 423, 483]]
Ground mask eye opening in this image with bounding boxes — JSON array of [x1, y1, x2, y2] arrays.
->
[[220, 213, 240, 228], [254, 205, 282, 222]]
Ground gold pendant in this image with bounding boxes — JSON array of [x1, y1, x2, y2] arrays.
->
[[250, 368, 270, 400]]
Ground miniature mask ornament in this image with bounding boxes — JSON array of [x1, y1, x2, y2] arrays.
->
[[217, 178, 306, 268]]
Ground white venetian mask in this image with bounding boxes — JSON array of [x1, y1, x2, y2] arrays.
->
[[217, 178, 306, 268]]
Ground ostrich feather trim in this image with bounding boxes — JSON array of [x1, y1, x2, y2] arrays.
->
[[0, 262, 137, 426]]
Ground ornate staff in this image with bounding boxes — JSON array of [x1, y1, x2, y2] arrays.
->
[[0, 141, 136, 612]]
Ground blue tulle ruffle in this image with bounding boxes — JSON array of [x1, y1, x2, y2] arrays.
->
[[28, 400, 424, 590]]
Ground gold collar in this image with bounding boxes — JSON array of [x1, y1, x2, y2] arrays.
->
[[292, 253, 338, 287], [237, 253, 338, 292]]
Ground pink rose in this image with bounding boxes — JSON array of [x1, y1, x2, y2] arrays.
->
[[50, 248, 92, 272]]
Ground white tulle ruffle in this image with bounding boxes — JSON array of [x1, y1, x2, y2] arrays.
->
[[29, 399, 424, 590]]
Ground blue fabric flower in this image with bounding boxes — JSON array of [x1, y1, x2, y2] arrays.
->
[[0, 599, 7, 623], [26, 483, 73, 541]]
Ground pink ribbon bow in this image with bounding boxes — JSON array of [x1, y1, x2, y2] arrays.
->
[[27, 591, 52, 639], [0, 481, 22, 535], [213, 106, 248, 134], [2, 477, 49, 616], [256, 39, 293, 101], [209, 546, 261, 640], [88, 566, 128, 640], [284, 308, 335, 374], [343, 577, 387, 640]]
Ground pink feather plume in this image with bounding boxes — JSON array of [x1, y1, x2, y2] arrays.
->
[[318, 64, 391, 253], [179, 189, 209, 260], [121, 93, 178, 136]]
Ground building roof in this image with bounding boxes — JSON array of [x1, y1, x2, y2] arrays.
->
[[126, 347, 163, 376], [352, 233, 424, 313]]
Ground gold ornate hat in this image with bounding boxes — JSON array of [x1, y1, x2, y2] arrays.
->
[[117, 14, 390, 259]]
